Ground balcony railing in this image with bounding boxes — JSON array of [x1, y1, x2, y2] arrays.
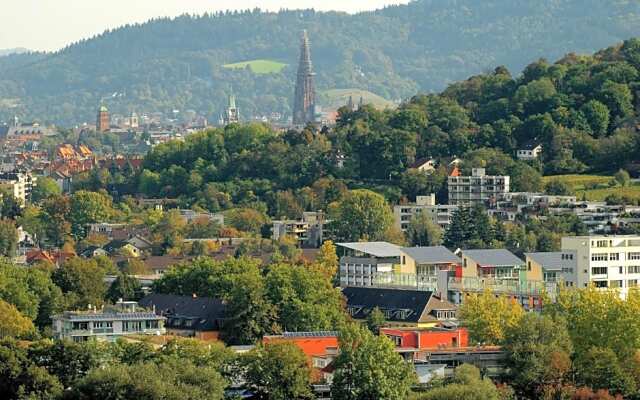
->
[[359, 271, 556, 298]]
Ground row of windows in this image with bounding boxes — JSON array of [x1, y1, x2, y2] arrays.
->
[[591, 266, 640, 275], [591, 252, 640, 261], [593, 280, 638, 288]]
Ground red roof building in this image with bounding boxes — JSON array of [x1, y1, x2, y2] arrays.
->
[[380, 326, 469, 351], [263, 332, 339, 382]]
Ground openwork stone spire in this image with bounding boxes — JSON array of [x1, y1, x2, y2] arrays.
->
[[293, 30, 316, 126]]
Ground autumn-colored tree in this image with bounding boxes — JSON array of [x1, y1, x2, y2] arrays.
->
[[459, 289, 524, 344], [315, 240, 338, 278], [0, 299, 35, 338]]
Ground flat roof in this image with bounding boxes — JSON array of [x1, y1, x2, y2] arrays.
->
[[337, 242, 401, 258]]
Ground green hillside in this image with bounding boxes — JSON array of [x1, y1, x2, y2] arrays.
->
[[222, 59, 287, 74], [320, 89, 396, 110], [3, 1, 640, 125]]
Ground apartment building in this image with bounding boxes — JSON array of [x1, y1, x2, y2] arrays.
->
[[460, 249, 531, 282], [0, 171, 36, 206], [396, 246, 461, 290], [524, 251, 577, 287], [337, 242, 401, 287], [51, 301, 166, 342], [447, 168, 510, 206], [561, 235, 640, 295], [394, 194, 458, 231], [272, 211, 326, 248]]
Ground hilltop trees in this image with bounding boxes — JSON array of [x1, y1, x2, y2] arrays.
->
[[329, 189, 393, 242]]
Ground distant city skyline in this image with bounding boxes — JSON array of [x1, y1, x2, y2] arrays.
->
[[0, 0, 409, 52]]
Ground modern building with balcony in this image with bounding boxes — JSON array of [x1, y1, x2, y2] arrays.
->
[[561, 235, 640, 295], [460, 249, 530, 281], [51, 300, 166, 342], [447, 168, 509, 206], [397, 246, 461, 290], [337, 242, 401, 287], [393, 194, 458, 231], [524, 251, 577, 287]]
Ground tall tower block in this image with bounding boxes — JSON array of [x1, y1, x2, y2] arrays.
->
[[292, 30, 317, 126]]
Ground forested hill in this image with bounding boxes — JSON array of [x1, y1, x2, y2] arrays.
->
[[3, 0, 640, 125]]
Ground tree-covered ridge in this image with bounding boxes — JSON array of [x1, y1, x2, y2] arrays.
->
[[3, 0, 640, 124], [123, 37, 640, 215]]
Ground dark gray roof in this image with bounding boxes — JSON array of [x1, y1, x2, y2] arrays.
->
[[342, 287, 433, 323], [139, 293, 226, 331], [462, 249, 523, 266], [401, 246, 460, 264], [520, 138, 542, 150], [525, 251, 576, 271]]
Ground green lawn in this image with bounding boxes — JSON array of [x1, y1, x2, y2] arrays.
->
[[542, 174, 640, 201], [320, 88, 396, 110], [576, 184, 640, 202], [222, 59, 287, 74], [541, 174, 613, 191]]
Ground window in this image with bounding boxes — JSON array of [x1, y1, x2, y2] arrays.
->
[[609, 253, 620, 261], [123, 321, 142, 332], [620, 267, 624, 275], [629, 266, 640, 274], [591, 267, 607, 275], [610, 280, 623, 288], [527, 261, 531, 271], [629, 279, 638, 288], [146, 320, 159, 329], [593, 281, 608, 288], [313, 358, 327, 368], [562, 267, 574, 274], [388, 335, 402, 346], [595, 240, 609, 248], [591, 253, 608, 262], [72, 322, 89, 331], [629, 253, 640, 261]]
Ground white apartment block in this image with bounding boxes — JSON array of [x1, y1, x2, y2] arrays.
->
[[51, 301, 166, 342], [393, 194, 458, 231], [0, 171, 36, 206], [561, 235, 640, 296], [448, 168, 510, 206]]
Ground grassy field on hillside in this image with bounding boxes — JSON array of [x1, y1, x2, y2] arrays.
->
[[543, 174, 640, 202], [542, 174, 613, 191], [320, 88, 397, 110], [576, 184, 640, 202], [222, 59, 287, 74]]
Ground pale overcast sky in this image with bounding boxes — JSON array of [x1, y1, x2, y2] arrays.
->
[[0, 0, 408, 51]]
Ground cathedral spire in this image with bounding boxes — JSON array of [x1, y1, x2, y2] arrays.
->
[[293, 30, 317, 126]]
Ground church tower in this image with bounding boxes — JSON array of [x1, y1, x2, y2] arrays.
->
[[292, 30, 317, 126], [96, 105, 110, 133], [225, 94, 239, 124]]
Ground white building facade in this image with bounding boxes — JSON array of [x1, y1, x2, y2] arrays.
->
[[394, 194, 458, 231], [447, 168, 510, 206], [561, 235, 640, 296]]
